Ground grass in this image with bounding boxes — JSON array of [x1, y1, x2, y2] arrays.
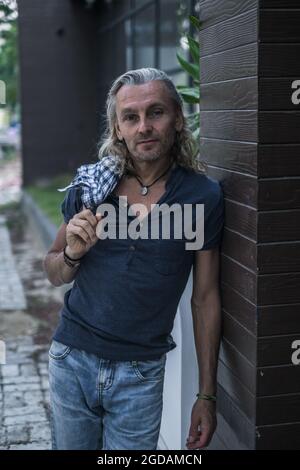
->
[[25, 173, 74, 227], [0, 146, 18, 163], [0, 200, 20, 213]]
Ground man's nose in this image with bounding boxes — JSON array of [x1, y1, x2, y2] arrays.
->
[[138, 117, 152, 134]]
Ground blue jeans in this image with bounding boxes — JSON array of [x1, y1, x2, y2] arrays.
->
[[48, 339, 167, 450]]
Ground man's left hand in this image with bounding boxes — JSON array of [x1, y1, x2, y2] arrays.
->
[[186, 399, 217, 450]]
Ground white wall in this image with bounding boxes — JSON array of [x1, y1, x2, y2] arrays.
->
[[158, 267, 199, 450]]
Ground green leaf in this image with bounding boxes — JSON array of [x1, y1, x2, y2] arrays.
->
[[178, 91, 200, 102], [177, 85, 199, 93], [187, 111, 200, 119], [187, 115, 200, 130], [187, 111, 200, 120], [187, 34, 199, 63], [189, 15, 202, 31], [176, 52, 199, 82], [192, 128, 200, 140], [177, 86, 199, 99], [181, 95, 199, 105]]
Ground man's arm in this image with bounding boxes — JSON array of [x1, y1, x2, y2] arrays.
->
[[186, 246, 222, 449], [43, 209, 101, 287], [191, 247, 222, 395], [43, 223, 79, 287]]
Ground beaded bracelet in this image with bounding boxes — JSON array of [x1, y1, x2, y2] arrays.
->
[[196, 393, 217, 402]]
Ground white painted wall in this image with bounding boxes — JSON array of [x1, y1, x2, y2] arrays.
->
[[158, 267, 199, 450]]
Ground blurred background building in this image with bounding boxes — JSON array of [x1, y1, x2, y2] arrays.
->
[[17, 0, 199, 186]]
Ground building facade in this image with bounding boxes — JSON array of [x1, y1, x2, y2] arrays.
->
[[17, 0, 198, 185]]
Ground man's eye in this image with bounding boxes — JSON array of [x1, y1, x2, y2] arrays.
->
[[124, 115, 137, 121], [151, 109, 163, 116]]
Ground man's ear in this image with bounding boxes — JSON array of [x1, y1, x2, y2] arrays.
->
[[175, 112, 184, 132], [115, 122, 123, 141]]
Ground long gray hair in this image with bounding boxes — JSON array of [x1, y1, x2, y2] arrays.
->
[[98, 67, 206, 176]]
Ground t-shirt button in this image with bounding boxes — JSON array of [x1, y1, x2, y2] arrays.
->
[[129, 245, 136, 251]]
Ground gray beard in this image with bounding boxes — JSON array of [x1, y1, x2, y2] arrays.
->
[[134, 152, 161, 162]]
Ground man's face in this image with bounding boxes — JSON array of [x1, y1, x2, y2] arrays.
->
[[115, 80, 183, 163]]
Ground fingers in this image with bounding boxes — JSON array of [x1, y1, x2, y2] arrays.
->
[[70, 209, 101, 243], [67, 223, 91, 244], [75, 209, 98, 228], [66, 210, 103, 252], [186, 434, 201, 448], [71, 218, 96, 243], [186, 426, 212, 449], [186, 418, 213, 449], [186, 431, 210, 449]]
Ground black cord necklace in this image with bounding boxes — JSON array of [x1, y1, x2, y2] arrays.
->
[[133, 161, 174, 196]]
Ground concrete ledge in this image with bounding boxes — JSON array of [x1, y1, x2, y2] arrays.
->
[[21, 190, 58, 250]]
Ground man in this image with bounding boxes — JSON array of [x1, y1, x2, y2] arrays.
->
[[43, 68, 224, 450]]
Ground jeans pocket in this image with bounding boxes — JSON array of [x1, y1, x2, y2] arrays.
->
[[131, 354, 167, 382], [48, 339, 72, 361]]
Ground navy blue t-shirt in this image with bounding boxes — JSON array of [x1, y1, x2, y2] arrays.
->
[[53, 164, 224, 360]]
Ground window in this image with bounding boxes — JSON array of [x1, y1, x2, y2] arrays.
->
[[98, 0, 197, 79], [134, 3, 156, 68]]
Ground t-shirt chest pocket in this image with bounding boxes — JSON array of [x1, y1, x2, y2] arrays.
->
[[154, 239, 186, 275]]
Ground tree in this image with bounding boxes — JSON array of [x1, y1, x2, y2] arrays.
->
[[0, 0, 18, 116]]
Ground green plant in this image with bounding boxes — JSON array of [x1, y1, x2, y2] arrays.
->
[[176, 15, 202, 142], [26, 173, 74, 227], [0, 1, 19, 115]]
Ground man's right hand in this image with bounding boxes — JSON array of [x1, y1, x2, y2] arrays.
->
[[65, 209, 102, 259]]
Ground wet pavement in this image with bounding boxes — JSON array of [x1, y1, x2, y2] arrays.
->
[[0, 156, 22, 207], [0, 159, 62, 449]]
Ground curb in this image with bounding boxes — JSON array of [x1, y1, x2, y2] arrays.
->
[[21, 191, 58, 249]]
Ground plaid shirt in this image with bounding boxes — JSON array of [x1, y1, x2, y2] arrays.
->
[[57, 155, 123, 210]]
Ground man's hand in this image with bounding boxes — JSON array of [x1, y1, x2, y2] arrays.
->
[[66, 208, 102, 259], [186, 399, 217, 450]]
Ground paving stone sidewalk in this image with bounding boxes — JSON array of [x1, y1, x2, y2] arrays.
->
[[0, 336, 51, 450], [0, 215, 26, 310], [0, 198, 63, 450]]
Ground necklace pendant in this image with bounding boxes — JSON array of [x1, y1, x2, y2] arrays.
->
[[141, 186, 148, 196]]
